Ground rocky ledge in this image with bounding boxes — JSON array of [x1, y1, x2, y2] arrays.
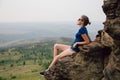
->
[[44, 0, 120, 80]]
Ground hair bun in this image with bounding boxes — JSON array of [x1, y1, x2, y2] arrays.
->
[[89, 22, 91, 25]]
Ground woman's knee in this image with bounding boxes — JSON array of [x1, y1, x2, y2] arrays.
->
[[54, 43, 59, 49]]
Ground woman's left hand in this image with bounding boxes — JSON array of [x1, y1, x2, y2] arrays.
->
[[73, 42, 78, 48]]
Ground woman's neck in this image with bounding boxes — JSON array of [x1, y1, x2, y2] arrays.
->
[[79, 25, 84, 28]]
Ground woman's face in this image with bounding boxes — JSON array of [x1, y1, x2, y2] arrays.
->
[[77, 17, 84, 26]]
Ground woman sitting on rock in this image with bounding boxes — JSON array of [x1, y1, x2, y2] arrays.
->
[[40, 15, 91, 75]]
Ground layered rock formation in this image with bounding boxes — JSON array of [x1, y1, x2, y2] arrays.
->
[[44, 0, 120, 80], [102, 0, 120, 80]]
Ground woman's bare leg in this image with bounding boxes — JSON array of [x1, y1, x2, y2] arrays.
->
[[48, 49, 73, 69], [54, 44, 70, 57]]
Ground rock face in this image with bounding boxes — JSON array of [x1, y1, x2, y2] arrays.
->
[[44, 0, 120, 80], [102, 0, 120, 80]]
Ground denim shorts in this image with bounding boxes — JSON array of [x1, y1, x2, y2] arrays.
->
[[70, 46, 80, 53]]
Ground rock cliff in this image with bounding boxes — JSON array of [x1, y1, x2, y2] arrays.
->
[[44, 0, 120, 80]]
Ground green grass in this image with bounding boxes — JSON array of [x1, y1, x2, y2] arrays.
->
[[0, 65, 45, 80]]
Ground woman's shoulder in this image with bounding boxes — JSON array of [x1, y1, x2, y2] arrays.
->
[[80, 27, 87, 30], [79, 27, 88, 34]]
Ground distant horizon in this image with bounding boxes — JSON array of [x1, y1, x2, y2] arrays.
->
[[0, 22, 103, 40], [0, 21, 104, 48]]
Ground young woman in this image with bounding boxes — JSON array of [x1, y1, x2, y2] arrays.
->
[[40, 15, 91, 75]]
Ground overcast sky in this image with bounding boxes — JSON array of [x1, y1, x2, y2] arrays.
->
[[0, 0, 105, 22]]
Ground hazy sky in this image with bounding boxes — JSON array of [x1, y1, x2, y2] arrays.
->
[[0, 0, 105, 22]]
